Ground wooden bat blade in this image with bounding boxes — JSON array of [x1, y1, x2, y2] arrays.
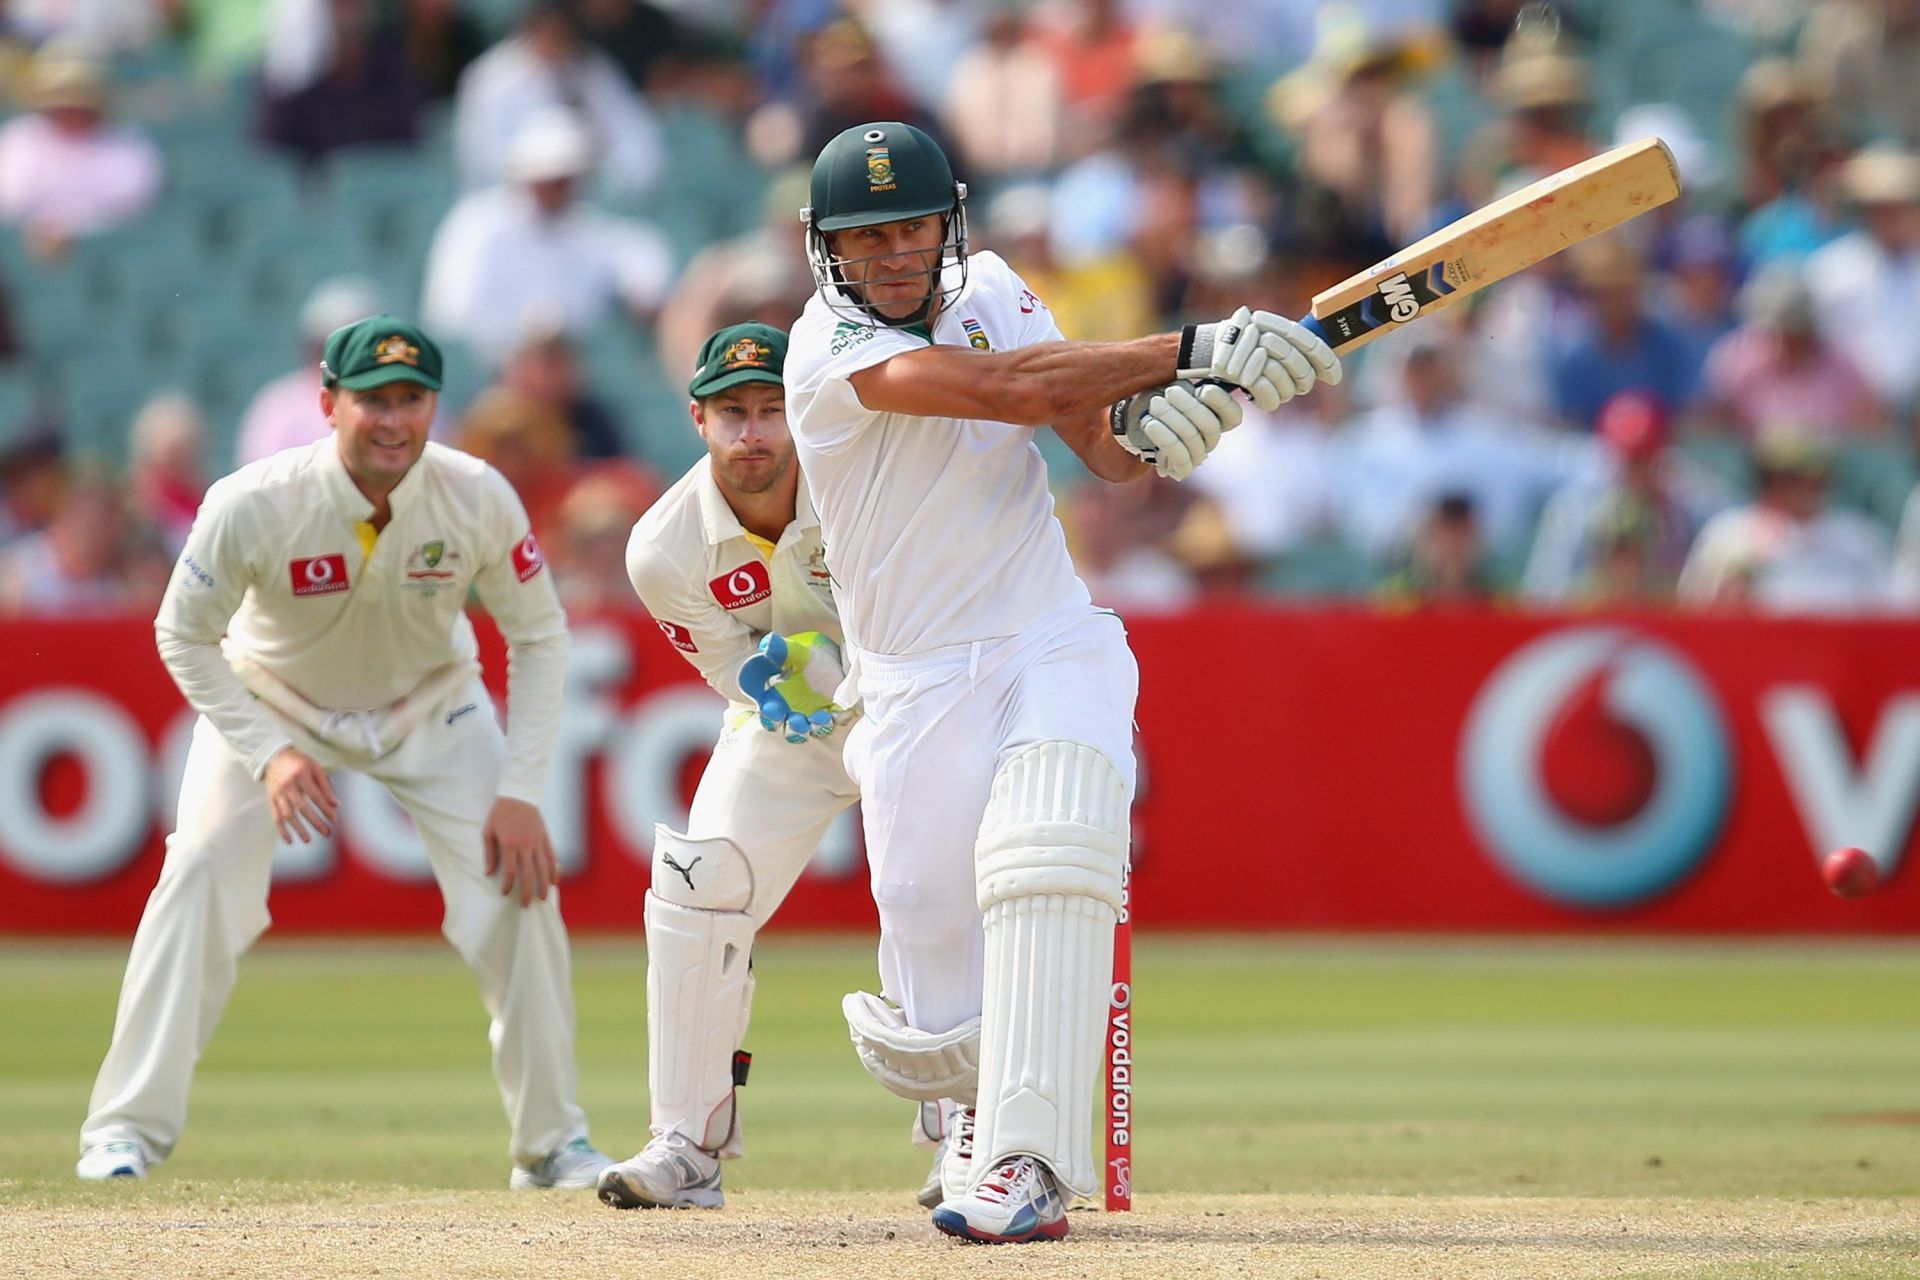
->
[[1303, 136, 1682, 353]]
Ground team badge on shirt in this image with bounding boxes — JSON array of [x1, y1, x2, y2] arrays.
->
[[403, 538, 459, 595], [962, 317, 991, 351], [656, 620, 698, 653], [289, 554, 350, 598], [709, 561, 772, 610], [512, 534, 546, 582]]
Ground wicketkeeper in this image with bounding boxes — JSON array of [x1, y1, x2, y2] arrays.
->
[[606, 323, 974, 1209]]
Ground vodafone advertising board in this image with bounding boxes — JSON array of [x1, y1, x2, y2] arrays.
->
[[1, 609, 1917, 934]]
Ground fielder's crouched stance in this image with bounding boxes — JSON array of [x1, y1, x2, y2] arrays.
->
[[77, 317, 610, 1190], [604, 324, 899, 1209], [786, 123, 1339, 1242]]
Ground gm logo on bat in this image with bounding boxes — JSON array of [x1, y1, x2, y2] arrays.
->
[[1376, 272, 1421, 323], [1459, 627, 1732, 909]]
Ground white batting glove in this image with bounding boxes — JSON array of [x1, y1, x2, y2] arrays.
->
[[1177, 306, 1343, 411], [1110, 379, 1244, 481], [1248, 309, 1343, 392]]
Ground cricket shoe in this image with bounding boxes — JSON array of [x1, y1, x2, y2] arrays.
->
[[76, 1141, 147, 1181], [509, 1136, 613, 1190], [931, 1155, 1067, 1244], [916, 1103, 975, 1209], [596, 1132, 723, 1209]]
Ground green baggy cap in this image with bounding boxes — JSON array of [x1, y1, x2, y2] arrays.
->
[[690, 322, 787, 397], [321, 315, 444, 392]]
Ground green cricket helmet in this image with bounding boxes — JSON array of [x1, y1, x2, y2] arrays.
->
[[801, 122, 969, 328]]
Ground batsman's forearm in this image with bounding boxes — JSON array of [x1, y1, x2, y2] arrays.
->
[[985, 334, 1184, 424]]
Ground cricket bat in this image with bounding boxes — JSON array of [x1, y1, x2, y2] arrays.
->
[[1299, 136, 1682, 353]]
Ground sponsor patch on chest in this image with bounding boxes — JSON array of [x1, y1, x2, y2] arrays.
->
[[710, 561, 772, 610], [289, 554, 350, 597]]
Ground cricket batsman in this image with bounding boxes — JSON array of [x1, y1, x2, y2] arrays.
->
[[785, 123, 1340, 1242], [77, 316, 612, 1190], [602, 323, 971, 1210]]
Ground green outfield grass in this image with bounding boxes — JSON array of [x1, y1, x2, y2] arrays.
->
[[5, 935, 1920, 1202]]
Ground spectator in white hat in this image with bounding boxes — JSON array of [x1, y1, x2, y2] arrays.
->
[[1806, 146, 1920, 414], [0, 49, 161, 259], [422, 106, 675, 364], [450, 0, 661, 197]]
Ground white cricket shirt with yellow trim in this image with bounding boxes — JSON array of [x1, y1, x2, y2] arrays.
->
[[155, 438, 569, 801], [625, 460, 842, 711]]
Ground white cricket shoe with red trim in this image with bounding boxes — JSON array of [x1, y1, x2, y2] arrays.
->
[[931, 1155, 1068, 1244]]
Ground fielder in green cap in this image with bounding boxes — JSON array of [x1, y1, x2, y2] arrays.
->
[[318, 314, 445, 522], [683, 321, 793, 514], [78, 307, 619, 1192], [606, 321, 885, 1211]]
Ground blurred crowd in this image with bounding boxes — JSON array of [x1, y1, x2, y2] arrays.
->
[[8, 0, 1920, 618]]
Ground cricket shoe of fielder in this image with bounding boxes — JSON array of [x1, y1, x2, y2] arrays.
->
[[931, 1155, 1068, 1243], [510, 1136, 615, 1190], [597, 1132, 724, 1209], [76, 1141, 148, 1181]]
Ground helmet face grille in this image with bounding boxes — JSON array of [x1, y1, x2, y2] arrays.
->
[[806, 199, 971, 329]]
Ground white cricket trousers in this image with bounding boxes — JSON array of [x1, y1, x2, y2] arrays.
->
[[842, 606, 1139, 1037], [80, 678, 588, 1167]]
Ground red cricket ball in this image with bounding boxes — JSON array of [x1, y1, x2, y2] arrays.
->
[[1822, 846, 1881, 899]]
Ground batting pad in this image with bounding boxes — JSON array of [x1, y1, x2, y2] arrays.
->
[[971, 740, 1130, 1199], [646, 827, 758, 1155]]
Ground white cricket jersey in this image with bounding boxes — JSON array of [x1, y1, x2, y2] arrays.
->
[[784, 250, 1089, 656], [155, 438, 569, 799], [626, 459, 842, 712]]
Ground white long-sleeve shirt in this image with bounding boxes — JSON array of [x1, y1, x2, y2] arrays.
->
[[625, 460, 842, 712], [155, 439, 569, 802]]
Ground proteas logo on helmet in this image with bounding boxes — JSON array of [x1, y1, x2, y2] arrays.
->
[[866, 144, 895, 191]]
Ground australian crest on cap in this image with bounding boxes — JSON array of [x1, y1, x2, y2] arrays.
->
[[375, 335, 420, 366], [723, 336, 770, 368]]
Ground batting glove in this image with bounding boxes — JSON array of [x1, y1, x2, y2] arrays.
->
[[1177, 305, 1343, 411], [1110, 379, 1243, 481]]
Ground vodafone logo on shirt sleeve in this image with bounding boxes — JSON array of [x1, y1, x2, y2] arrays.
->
[[289, 554, 350, 597], [709, 561, 771, 610], [656, 620, 698, 652], [512, 534, 546, 583]]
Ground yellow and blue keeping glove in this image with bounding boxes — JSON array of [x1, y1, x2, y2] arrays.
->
[[736, 631, 848, 743]]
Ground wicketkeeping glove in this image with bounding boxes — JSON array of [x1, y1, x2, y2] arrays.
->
[[736, 631, 849, 743], [1110, 379, 1243, 481]]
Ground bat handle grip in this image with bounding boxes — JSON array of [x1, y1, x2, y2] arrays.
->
[[1297, 313, 1331, 345]]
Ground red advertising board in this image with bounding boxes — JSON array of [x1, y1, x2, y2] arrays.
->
[[2, 609, 1918, 934]]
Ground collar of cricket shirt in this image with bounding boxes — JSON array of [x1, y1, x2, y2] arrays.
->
[[315, 434, 431, 524], [693, 461, 749, 548]]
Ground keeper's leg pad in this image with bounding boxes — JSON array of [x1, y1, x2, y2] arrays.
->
[[970, 740, 1130, 1200], [646, 826, 758, 1156]]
